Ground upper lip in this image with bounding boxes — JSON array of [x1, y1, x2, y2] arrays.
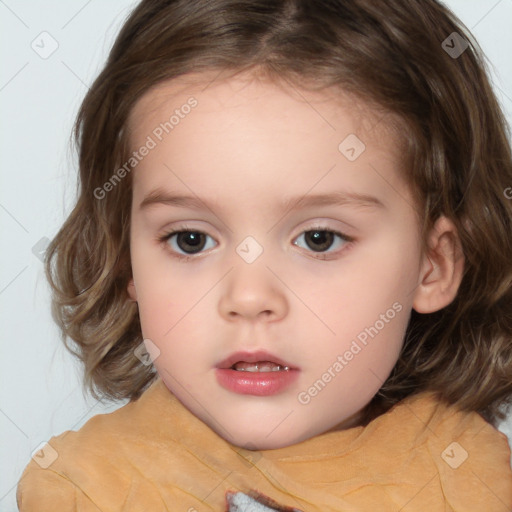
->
[[216, 350, 298, 370]]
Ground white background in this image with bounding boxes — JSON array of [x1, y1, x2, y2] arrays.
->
[[1, 1, 511, 511]]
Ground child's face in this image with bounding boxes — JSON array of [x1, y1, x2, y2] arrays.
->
[[127, 71, 424, 449]]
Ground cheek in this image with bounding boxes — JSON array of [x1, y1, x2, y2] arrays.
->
[[130, 237, 176, 336], [131, 252, 215, 343], [295, 238, 416, 330], [289, 239, 415, 378], [303, 302, 408, 410]]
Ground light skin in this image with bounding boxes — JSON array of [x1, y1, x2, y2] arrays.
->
[[126, 70, 464, 450]]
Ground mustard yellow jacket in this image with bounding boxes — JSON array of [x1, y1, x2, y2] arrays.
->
[[17, 377, 512, 511]]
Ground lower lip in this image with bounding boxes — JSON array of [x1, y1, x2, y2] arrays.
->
[[215, 368, 299, 396]]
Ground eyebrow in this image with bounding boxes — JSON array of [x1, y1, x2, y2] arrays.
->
[[139, 189, 385, 212]]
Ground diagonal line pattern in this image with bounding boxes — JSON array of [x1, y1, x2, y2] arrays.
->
[[162, 368, 235, 440], [163, 163, 233, 232], [369, 365, 511, 507], [470, 468, 510, 510], [396, 472, 437, 511], [53, 397, 106, 446], [61, 61, 90, 90], [0, 407, 29, 439], [163, 267, 234, 337], [266, 164, 337, 234], [367, 366, 439, 439], [0, 0, 29, 28], [0, 266, 28, 295], [367, 162, 416, 213], [471, 0, 504, 29], [0, 203, 29, 232], [201, 470, 234, 503], [0, 481, 20, 506], [367, 111, 390, 133], [250, 461, 314, 512], [13, 465, 109, 511], [283, 81, 337, 131], [200, 69, 226, 93], [266, 62, 337, 132], [0, 62, 29, 93], [265, 266, 336, 335], [61, 0, 94, 29], [264, 409, 294, 439]]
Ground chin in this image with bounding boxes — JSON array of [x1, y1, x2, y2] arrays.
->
[[215, 422, 314, 451], [226, 433, 297, 451]]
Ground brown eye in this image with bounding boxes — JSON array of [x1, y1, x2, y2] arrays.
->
[[293, 228, 351, 255], [162, 230, 216, 256], [304, 230, 335, 252], [175, 232, 206, 253]]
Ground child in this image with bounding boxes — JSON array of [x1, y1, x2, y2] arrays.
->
[[16, 0, 512, 510]]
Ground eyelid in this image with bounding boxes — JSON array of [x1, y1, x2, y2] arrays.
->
[[294, 222, 354, 239], [291, 225, 354, 259], [157, 225, 218, 260], [158, 221, 355, 259]]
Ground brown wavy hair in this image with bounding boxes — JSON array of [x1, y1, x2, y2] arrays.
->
[[46, 0, 512, 426]]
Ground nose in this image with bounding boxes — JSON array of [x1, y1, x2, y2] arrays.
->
[[218, 263, 288, 322]]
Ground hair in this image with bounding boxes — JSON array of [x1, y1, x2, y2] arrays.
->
[[46, 0, 512, 426]]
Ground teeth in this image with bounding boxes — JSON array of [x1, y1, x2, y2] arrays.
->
[[232, 361, 290, 372]]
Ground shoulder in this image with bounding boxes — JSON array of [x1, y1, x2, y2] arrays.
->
[[16, 378, 165, 510], [17, 465, 90, 511], [379, 391, 512, 510], [391, 390, 511, 452], [382, 391, 512, 467], [40, 376, 165, 461]]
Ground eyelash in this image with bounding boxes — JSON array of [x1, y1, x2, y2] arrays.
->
[[157, 225, 354, 261]]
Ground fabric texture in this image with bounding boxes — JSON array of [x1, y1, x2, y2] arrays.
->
[[17, 376, 512, 511]]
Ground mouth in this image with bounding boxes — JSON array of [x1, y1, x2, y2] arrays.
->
[[216, 350, 298, 372], [215, 350, 299, 396], [230, 361, 290, 372]]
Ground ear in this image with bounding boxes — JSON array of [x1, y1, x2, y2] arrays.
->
[[127, 278, 137, 302], [412, 215, 465, 314]]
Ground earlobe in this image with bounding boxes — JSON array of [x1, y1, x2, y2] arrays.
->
[[412, 216, 465, 314], [127, 278, 137, 302]]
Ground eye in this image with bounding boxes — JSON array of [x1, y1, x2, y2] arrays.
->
[[158, 226, 353, 260], [293, 228, 352, 255], [159, 230, 216, 258]]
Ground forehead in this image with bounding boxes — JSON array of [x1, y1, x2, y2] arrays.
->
[[126, 70, 411, 215], [129, 70, 399, 149]]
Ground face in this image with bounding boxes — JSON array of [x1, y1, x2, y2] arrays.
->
[[126, 71, 425, 449]]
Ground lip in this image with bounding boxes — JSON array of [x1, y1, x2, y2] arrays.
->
[[215, 350, 299, 396], [215, 350, 298, 370]]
